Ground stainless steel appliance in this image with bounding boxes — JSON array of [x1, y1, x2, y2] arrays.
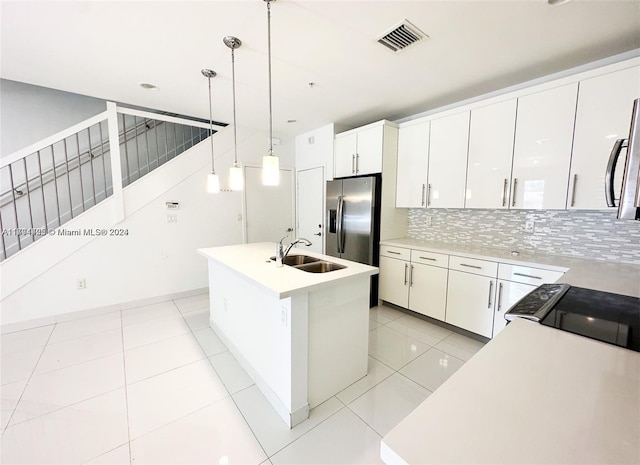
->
[[606, 98, 640, 220], [505, 283, 640, 352], [326, 175, 381, 305]]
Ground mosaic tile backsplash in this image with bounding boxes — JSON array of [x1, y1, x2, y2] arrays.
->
[[407, 209, 640, 265]]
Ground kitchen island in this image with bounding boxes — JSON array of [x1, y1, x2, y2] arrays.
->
[[198, 242, 378, 428], [381, 317, 640, 464]]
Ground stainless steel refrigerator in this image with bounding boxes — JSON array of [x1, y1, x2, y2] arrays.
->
[[607, 98, 640, 220], [326, 176, 380, 305]]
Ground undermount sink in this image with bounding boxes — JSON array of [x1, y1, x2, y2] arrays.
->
[[269, 254, 346, 273]]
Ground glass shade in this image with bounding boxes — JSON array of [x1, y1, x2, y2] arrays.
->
[[229, 164, 244, 191], [207, 172, 220, 193], [262, 155, 280, 186]]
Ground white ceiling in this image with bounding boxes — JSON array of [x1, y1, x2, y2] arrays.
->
[[2, 1, 640, 139]]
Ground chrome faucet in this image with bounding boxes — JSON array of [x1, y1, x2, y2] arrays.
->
[[276, 236, 312, 266]]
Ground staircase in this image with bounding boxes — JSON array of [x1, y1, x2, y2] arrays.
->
[[0, 103, 211, 261]]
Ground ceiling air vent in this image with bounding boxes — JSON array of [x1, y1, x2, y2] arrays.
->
[[377, 20, 428, 52]]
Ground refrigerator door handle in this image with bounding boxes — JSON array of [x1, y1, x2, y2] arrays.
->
[[336, 195, 345, 254], [605, 138, 628, 207]]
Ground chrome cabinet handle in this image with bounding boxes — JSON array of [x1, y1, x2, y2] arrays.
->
[[313, 232, 322, 236], [419, 256, 437, 261], [514, 272, 542, 280], [404, 263, 408, 285], [488, 280, 494, 309], [427, 184, 432, 206], [502, 178, 508, 207], [410, 265, 414, 287], [421, 184, 426, 206], [387, 250, 401, 255], [570, 174, 578, 207], [352, 154, 356, 174], [460, 263, 481, 269], [497, 282, 503, 311], [356, 154, 359, 174], [511, 178, 518, 207]]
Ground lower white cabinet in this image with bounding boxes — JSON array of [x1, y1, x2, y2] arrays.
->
[[445, 270, 496, 338], [408, 262, 448, 321], [493, 280, 535, 337], [379, 255, 409, 308]]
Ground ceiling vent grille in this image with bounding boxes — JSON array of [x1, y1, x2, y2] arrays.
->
[[377, 20, 428, 52]]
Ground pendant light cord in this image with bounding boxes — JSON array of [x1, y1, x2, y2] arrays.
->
[[207, 76, 215, 173], [231, 47, 239, 166], [267, 0, 273, 157]]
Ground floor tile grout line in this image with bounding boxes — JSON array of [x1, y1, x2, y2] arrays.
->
[[118, 309, 134, 465], [2, 323, 56, 434], [343, 402, 385, 440]]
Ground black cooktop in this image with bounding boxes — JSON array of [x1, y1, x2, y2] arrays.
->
[[539, 286, 640, 352]]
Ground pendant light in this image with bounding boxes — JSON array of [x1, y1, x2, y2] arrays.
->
[[224, 35, 244, 191], [201, 69, 220, 193], [262, 0, 280, 186]]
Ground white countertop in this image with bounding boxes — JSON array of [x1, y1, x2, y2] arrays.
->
[[381, 238, 640, 297], [198, 242, 378, 299], [381, 318, 640, 465]]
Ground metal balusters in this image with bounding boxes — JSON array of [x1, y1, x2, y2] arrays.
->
[[22, 157, 35, 244], [49, 144, 62, 229], [36, 150, 49, 232], [8, 164, 21, 251], [63, 138, 74, 220], [121, 114, 131, 186], [74, 132, 86, 212], [86, 127, 97, 207]]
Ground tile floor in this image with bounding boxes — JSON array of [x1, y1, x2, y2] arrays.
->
[[0, 295, 485, 465]]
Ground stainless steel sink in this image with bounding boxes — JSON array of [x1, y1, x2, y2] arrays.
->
[[270, 255, 320, 266], [294, 261, 347, 273], [270, 255, 346, 272]]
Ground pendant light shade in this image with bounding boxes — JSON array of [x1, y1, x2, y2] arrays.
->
[[201, 68, 220, 194], [262, 153, 279, 186], [224, 35, 244, 191], [262, 0, 280, 186]]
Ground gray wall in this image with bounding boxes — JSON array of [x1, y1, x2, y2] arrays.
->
[[1, 79, 106, 157], [407, 208, 640, 265]]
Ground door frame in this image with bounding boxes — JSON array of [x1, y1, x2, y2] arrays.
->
[[241, 162, 296, 244], [296, 166, 325, 254]]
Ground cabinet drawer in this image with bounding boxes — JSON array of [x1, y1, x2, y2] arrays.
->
[[380, 246, 410, 260], [411, 250, 449, 268], [449, 255, 498, 277], [498, 263, 564, 285]]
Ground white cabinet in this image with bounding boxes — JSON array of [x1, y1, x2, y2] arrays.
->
[[493, 280, 535, 337], [446, 268, 496, 339], [569, 66, 640, 209], [465, 99, 517, 209], [511, 83, 578, 209], [379, 247, 448, 322], [427, 111, 470, 208], [335, 124, 384, 178], [396, 121, 430, 208]]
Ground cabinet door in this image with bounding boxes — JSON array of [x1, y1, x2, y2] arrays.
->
[[493, 280, 535, 337], [466, 100, 517, 209], [396, 122, 430, 208], [511, 83, 578, 209], [445, 270, 495, 338], [569, 66, 640, 209], [379, 256, 409, 308], [427, 111, 470, 208], [335, 133, 357, 178], [408, 263, 447, 322], [355, 126, 384, 175]]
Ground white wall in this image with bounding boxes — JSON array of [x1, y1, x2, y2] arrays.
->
[[0, 122, 295, 327], [1, 79, 107, 157]]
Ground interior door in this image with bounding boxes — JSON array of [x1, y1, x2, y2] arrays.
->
[[296, 167, 324, 254], [244, 165, 294, 244]]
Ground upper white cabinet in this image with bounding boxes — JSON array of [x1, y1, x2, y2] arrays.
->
[[511, 83, 578, 209], [465, 99, 517, 209], [334, 124, 384, 178], [427, 111, 470, 208], [396, 121, 430, 208], [569, 66, 640, 209]]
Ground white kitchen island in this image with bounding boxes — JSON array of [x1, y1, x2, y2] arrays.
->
[[198, 242, 378, 428]]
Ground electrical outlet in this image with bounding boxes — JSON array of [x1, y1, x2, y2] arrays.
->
[[167, 214, 177, 223], [77, 278, 86, 289], [425, 216, 433, 227], [524, 220, 535, 233]]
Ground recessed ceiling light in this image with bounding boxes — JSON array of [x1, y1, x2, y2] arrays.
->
[[139, 83, 158, 91], [287, 119, 297, 123], [548, 0, 572, 5]]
